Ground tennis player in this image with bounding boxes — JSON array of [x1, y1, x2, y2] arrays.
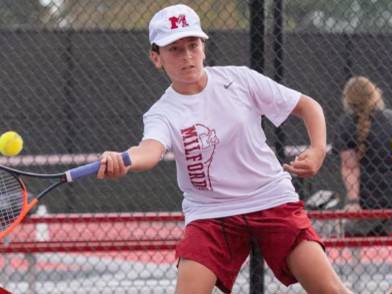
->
[[98, 4, 352, 294]]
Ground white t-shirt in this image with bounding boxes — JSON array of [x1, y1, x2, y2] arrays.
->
[[143, 66, 301, 225]]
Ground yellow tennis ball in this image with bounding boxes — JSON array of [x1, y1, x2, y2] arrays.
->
[[0, 131, 24, 157]]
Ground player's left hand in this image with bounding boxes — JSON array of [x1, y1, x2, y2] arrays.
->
[[283, 146, 326, 178]]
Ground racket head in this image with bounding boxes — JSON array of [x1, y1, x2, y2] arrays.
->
[[0, 169, 38, 239]]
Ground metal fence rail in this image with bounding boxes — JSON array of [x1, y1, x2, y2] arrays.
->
[[2, 210, 392, 293]]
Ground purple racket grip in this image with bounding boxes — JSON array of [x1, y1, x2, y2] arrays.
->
[[65, 151, 131, 182]]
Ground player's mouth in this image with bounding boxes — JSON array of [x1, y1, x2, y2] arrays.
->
[[182, 65, 195, 71]]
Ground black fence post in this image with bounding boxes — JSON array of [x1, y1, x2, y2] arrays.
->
[[63, 30, 76, 212], [343, 33, 353, 82], [249, 1, 265, 294], [272, 0, 285, 162], [250, 0, 264, 73]]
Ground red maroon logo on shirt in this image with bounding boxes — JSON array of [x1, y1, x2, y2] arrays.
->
[[169, 15, 189, 29], [181, 124, 219, 191]]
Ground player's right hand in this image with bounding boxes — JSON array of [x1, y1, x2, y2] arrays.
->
[[97, 151, 128, 179], [283, 146, 326, 178]]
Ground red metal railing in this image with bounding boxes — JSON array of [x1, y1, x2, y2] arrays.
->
[[1, 210, 392, 253]]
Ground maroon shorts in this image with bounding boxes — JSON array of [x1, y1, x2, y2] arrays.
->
[[175, 201, 324, 293]]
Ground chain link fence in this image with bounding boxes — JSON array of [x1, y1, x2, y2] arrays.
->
[[1, 0, 392, 293]]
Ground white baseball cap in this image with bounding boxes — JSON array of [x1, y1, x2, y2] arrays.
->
[[149, 4, 209, 47]]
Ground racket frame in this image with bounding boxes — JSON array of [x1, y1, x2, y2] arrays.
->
[[0, 151, 131, 239], [0, 164, 67, 200]]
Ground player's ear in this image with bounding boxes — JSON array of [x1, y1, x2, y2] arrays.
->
[[149, 51, 162, 69]]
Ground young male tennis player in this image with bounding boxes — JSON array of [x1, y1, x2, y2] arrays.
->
[[97, 4, 352, 294]]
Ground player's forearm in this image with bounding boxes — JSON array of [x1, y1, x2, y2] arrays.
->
[[293, 95, 327, 151], [127, 139, 165, 172]]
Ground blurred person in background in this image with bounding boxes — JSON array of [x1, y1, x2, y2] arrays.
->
[[334, 76, 392, 236]]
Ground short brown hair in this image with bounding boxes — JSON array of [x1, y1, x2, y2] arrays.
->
[[151, 43, 160, 53]]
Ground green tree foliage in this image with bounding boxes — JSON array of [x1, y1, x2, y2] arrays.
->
[[0, 0, 50, 28], [280, 0, 392, 33], [1, 0, 392, 33], [37, 0, 249, 30]]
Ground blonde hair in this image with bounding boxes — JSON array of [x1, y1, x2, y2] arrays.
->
[[342, 76, 385, 159]]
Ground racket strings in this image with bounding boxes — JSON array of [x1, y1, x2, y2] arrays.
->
[[0, 170, 24, 232]]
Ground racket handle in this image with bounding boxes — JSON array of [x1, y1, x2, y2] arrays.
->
[[66, 151, 131, 182]]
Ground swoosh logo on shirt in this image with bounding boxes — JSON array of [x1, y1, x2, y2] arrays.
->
[[224, 81, 233, 89]]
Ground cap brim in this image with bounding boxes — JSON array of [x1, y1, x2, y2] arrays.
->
[[153, 31, 209, 47]]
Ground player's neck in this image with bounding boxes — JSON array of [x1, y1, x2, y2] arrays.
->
[[171, 71, 208, 95]]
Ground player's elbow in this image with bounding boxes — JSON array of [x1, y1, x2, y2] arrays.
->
[[292, 95, 323, 118]]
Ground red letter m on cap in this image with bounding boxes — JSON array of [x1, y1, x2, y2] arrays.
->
[[169, 15, 189, 29]]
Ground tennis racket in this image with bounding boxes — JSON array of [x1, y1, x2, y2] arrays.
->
[[0, 151, 131, 240]]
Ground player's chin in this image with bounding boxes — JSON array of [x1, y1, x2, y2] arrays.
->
[[180, 73, 199, 83], [182, 67, 203, 77]]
